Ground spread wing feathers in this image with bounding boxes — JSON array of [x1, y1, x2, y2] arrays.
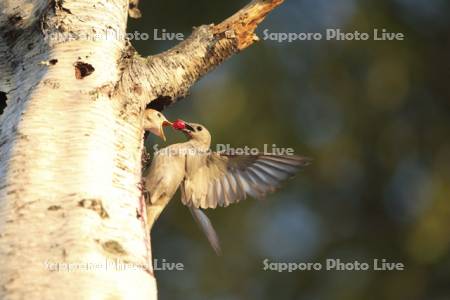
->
[[181, 152, 311, 209], [189, 207, 221, 255]]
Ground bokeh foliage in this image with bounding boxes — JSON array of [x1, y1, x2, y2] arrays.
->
[[130, 0, 450, 299]]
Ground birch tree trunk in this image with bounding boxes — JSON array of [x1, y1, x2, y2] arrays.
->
[[0, 0, 282, 299]]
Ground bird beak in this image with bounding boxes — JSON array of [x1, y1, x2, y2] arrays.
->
[[158, 120, 172, 142], [183, 123, 194, 132], [181, 123, 194, 137]]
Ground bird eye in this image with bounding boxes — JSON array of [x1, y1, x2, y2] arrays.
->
[[157, 113, 161, 118], [197, 126, 202, 131]]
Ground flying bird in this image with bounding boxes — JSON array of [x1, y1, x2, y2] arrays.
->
[[144, 117, 310, 254]]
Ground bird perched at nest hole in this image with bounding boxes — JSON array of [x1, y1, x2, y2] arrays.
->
[[142, 110, 221, 253]]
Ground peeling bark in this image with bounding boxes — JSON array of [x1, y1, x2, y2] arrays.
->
[[0, 0, 283, 299], [128, 0, 142, 19]]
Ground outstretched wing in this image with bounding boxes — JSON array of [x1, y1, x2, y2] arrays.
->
[[180, 152, 311, 209]]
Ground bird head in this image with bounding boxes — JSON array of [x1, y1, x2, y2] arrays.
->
[[143, 109, 172, 141], [172, 119, 211, 147]]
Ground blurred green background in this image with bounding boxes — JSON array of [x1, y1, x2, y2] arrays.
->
[[130, 0, 450, 299]]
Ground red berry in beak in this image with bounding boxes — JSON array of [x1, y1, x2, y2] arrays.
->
[[172, 119, 186, 130]]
